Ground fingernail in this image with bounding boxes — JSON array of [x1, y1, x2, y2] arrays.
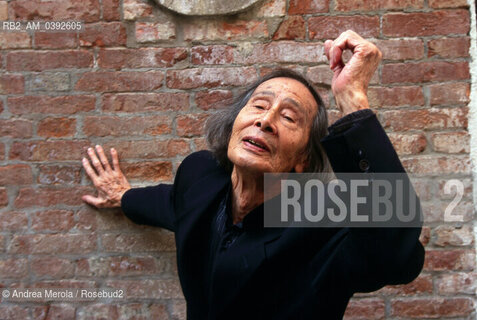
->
[[88, 147, 92, 152]]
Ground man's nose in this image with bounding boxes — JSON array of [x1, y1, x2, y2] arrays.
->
[[254, 109, 277, 134]]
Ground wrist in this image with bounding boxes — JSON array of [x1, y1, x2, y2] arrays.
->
[[334, 90, 370, 116]]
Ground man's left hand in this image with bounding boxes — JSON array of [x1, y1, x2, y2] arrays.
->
[[324, 30, 382, 115]]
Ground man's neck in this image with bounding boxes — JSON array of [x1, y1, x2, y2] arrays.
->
[[230, 166, 264, 225]]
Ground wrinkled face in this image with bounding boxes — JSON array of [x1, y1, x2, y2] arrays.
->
[[227, 77, 318, 173]]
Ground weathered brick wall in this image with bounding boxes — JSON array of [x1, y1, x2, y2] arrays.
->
[[0, 0, 475, 318]]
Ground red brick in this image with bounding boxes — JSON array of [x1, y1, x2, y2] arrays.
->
[[9, 0, 100, 22], [170, 300, 187, 320], [38, 117, 76, 138], [0, 165, 33, 186], [307, 65, 334, 86], [33, 305, 76, 319], [31, 209, 74, 231], [377, 274, 433, 295], [0, 32, 31, 49], [288, 0, 329, 14], [76, 305, 119, 319], [101, 139, 191, 159], [0, 74, 24, 94], [31, 280, 96, 289], [176, 114, 209, 137], [122, 161, 173, 181], [195, 90, 233, 110], [80, 22, 126, 47], [343, 298, 385, 320], [38, 165, 82, 185], [76, 206, 132, 232], [429, 0, 469, 8], [14, 186, 92, 208], [8, 95, 95, 115], [388, 133, 427, 155], [373, 39, 424, 61], [103, 0, 120, 20], [9, 234, 96, 254], [424, 249, 475, 271], [76, 256, 161, 277], [309, 16, 380, 40], [183, 19, 268, 41], [335, 0, 423, 11], [102, 92, 189, 113], [135, 21, 176, 42], [431, 131, 469, 153], [99, 48, 187, 69], [124, 0, 153, 20], [368, 86, 424, 107], [191, 45, 234, 65], [428, 37, 470, 58], [105, 279, 183, 299], [420, 226, 431, 246], [429, 82, 470, 105], [391, 298, 473, 318], [10, 140, 90, 161], [380, 107, 467, 131], [0, 258, 28, 278], [437, 177, 472, 200], [166, 67, 257, 89], [0, 187, 7, 207], [0, 119, 32, 138], [83, 115, 171, 137], [244, 42, 328, 64], [0, 211, 28, 231], [34, 32, 77, 49], [255, 0, 286, 17], [75, 71, 164, 92], [7, 50, 93, 72], [101, 230, 175, 252], [273, 16, 306, 40], [423, 200, 474, 223], [194, 138, 208, 151], [382, 61, 469, 83], [383, 10, 469, 37], [402, 155, 470, 175], [434, 225, 474, 246], [0, 143, 4, 161], [436, 272, 476, 294], [0, 306, 29, 319], [30, 257, 75, 278]]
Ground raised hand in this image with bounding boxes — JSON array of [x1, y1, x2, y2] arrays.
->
[[324, 30, 382, 115], [82, 145, 131, 208]]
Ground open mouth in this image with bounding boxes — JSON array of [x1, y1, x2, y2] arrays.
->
[[243, 137, 270, 152]]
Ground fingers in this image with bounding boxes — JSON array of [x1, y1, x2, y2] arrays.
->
[[82, 156, 98, 181], [87, 147, 105, 175], [95, 145, 112, 172], [82, 194, 105, 208], [325, 30, 364, 69], [110, 148, 122, 173]]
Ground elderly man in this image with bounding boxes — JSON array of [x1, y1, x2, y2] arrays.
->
[[82, 31, 424, 319]]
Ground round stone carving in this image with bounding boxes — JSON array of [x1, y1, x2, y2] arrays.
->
[[155, 0, 262, 16]]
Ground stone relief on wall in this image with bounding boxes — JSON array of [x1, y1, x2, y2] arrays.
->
[[155, 0, 262, 15]]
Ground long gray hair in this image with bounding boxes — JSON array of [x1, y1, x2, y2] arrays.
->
[[206, 68, 331, 173]]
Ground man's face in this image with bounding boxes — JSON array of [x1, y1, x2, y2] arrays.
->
[[227, 77, 318, 173]]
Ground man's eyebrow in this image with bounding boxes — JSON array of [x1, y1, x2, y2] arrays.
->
[[251, 91, 305, 113]]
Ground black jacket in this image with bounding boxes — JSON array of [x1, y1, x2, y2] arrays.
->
[[121, 111, 425, 320]]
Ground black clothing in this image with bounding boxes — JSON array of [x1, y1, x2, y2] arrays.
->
[[121, 110, 424, 320]]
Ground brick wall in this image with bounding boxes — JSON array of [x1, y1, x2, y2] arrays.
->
[[0, 0, 475, 319]]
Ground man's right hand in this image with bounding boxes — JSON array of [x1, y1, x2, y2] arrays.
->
[[82, 145, 131, 208]]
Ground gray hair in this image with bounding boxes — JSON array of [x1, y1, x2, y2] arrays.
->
[[206, 68, 331, 173]]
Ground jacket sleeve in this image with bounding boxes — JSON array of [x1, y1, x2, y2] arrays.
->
[[120, 150, 221, 233], [319, 109, 425, 293]]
